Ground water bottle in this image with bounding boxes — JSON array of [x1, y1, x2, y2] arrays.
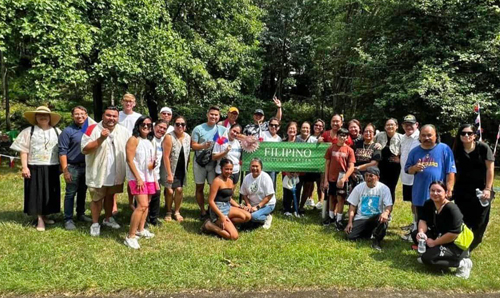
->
[[418, 238, 426, 254], [476, 188, 489, 207]]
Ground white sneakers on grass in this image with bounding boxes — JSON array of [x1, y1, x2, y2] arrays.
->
[[124, 236, 140, 249], [263, 214, 273, 229], [305, 198, 315, 207], [90, 223, 100, 237], [136, 229, 155, 239], [456, 258, 473, 279], [102, 217, 121, 229]]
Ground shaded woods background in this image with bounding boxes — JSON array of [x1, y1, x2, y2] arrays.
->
[[1, 0, 499, 143]]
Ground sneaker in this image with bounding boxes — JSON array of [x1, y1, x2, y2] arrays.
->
[[65, 220, 76, 231], [284, 212, 293, 217], [294, 212, 302, 218], [401, 232, 413, 242], [401, 223, 413, 231], [371, 240, 382, 251], [124, 236, 140, 249], [263, 214, 273, 229], [136, 229, 155, 239], [102, 217, 120, 229], [305, 198, 315, 207], [334, 220, 345, 231], [315, 202, 323, 210], [149, 219, 162, 227], [417, 257, 423, 264], [323, 217, 333, 226], [90, 223, 100, 236], [77, 214, 92, 222], [456, 258, 473, 279]]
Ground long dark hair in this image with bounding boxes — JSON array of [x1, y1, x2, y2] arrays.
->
[[429, 180, 447, 192], [452, 123, 476, 154], [132, 116, 154, 140]]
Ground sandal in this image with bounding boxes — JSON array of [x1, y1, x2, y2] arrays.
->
[[164, 212, 172, 222], [174, 212, 184, 222]]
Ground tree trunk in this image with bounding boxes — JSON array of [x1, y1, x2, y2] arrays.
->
[[0, 50, 10, 131], [145, 80, 158, 121], [93, 80, 103, 121]]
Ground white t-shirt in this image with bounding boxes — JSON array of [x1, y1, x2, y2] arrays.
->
[[119, 111, 142, 132], [152, 136, 164, 178], [240, 172, 276, 206], [126, 138, 155, 182], [262, 131, 282, 142], [400, 130, 420, 185], [347, 182, 393, 221], [10, 126, 61, 165], [213, 139, 242, 174]]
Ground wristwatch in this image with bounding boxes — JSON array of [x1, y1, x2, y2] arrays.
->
[[256, 205, 261, 210]]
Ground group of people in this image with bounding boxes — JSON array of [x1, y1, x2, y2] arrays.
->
[[10, 93, 495, 279]]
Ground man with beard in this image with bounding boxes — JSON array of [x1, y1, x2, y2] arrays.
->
[[405, 124, 456, 221], [82, 106, 131, 236]]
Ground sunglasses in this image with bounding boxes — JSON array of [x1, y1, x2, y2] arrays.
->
[[175, 123, 186, 127], [161, 112, 172, 115], [460, 131, 474, 136], [140, 123, 152, 128], [269, 124, 279, 128]]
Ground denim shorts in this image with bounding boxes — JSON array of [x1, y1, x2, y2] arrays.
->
[[209, 201, 231, 222]]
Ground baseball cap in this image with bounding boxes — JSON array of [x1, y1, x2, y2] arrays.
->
[[160, 107, 172, 114], [366, 166, 380, 177], [403, 114, 417, 124], [229, 107, 239, 114], [254, 109, 264, 116]]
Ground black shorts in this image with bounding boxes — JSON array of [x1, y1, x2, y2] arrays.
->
[[328, 181, 348, 197], [402, 185, 413, 202]]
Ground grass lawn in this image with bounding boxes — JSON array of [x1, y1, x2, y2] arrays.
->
[[0, 159, 499, 295]]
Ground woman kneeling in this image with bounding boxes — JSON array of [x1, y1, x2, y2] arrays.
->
[[414, 181, 472, 279], [202, 159, 251, 240]]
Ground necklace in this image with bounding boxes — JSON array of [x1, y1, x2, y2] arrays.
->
[[43, 129, 50, 150]]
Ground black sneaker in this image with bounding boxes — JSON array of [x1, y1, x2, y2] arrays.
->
[[322, 217, 333, 226], [372, 240, 382, 251], [334, 220, 345, 231], [149, 220, 162, 227]]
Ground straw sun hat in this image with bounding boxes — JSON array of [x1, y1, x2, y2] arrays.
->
[[24, 106, 62, 126]]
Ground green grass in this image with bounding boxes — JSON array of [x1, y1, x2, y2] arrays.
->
[[0, 160, 499, 295]]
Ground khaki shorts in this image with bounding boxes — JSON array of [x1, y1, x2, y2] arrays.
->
[[88, 184, 124, 202]]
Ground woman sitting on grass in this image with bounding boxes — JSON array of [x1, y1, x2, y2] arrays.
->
[[124, 116, 156, 249], [202, 159, 251, 240], [414, 181, 472, 279]]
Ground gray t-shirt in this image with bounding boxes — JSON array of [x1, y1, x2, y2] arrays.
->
[[347, 182, 393, 220]]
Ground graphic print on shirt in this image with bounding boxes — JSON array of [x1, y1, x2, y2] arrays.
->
[[421, 154, 438, 168], [359, 195, 380, 217], [331, 151, 347, 158], [355, 148, 373, 163]]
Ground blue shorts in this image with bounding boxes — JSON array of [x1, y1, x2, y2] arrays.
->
[[209, 201, 231, 222]]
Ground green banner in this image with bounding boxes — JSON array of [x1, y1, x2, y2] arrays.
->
[[242, 142, 330, 172]]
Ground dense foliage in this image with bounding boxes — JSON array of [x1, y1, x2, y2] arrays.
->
[[1, 0, 499, 139]]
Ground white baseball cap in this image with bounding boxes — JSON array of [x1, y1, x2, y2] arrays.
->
[[160, 107, 172, 114]]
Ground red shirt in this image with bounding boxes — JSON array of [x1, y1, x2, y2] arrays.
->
[[324, 144, 356, 182], [321, 130, 353, 146]]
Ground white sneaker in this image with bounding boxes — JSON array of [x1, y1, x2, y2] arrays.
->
[[263, 214, 273, 229], [102, 217, 121, 229], [90, 223, 100, 237], [124, 236, 140, 249], [315, 202, 323, 210], [456, 258, 473, 279], [305, 198, 315, 207], [284, 212, 293, 217], [136, 229, 155, 239]]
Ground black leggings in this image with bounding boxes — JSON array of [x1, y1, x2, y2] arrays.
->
[[411, 229, 465, 268], [378, 161, 400, 204], [454, 194, 491, 252]]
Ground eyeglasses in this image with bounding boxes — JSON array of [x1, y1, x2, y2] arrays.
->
[[175, 123, 186, 127], [269, 124, 279, 128], [140, 123, 152, 128], [460, 131, 474, 136], [364, 130, 374, 134], [314, 124, 323, 127], [365, 173, 376, 178]]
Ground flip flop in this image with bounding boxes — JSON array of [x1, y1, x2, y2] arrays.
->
[[164, 212, 172, 222], [174, 213, 184, 222]]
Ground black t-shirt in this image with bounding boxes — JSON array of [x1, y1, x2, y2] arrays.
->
[[421, 200, 463, 236], [454, 141, 494, 192], [353, 139, 381, 167]]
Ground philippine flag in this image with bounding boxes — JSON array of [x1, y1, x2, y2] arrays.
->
[[213, 129, 228, 145], [81, 117, 97, 133]]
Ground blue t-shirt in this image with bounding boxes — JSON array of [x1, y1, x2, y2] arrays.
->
[[405, 143, 456, 206], [191, 123, 227, 153], [58, 123, 85, 164]]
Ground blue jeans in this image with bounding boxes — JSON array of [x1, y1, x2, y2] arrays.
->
[[251, 204, 275, 223], [64, 164, 87, 221]]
